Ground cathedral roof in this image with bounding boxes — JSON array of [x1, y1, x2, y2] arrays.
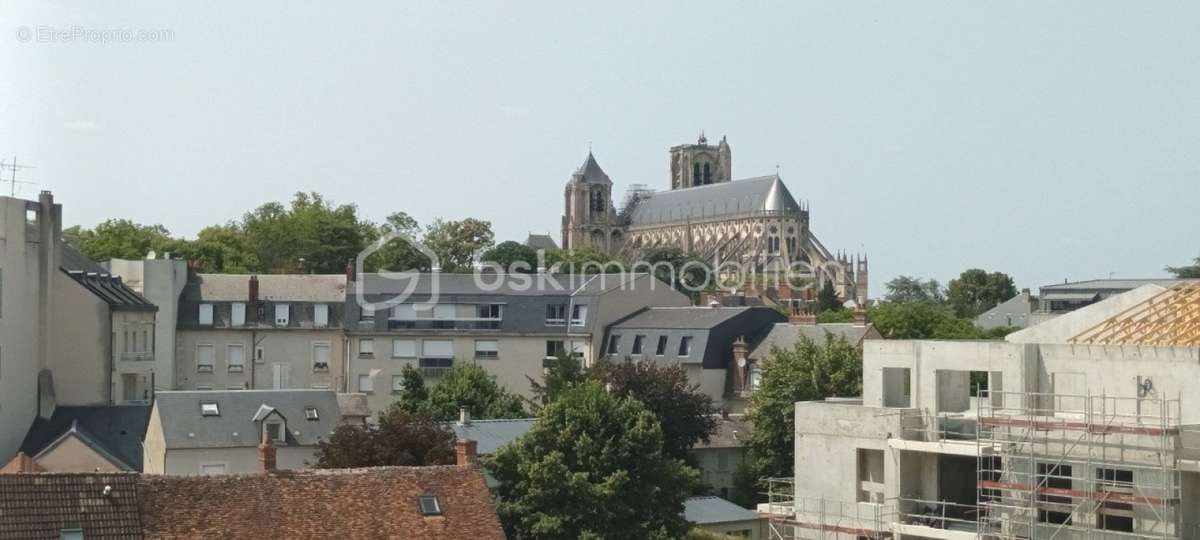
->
[[573, 151, 611, 184], [627, 175, 803, 226]]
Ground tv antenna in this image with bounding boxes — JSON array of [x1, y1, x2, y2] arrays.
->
[[0, 156, 37, 197]]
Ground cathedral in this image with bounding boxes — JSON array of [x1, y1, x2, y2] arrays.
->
[[561, 134, 868, 304]]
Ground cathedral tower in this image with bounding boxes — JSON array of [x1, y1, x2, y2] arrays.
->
[[668, 132, 732, 190], [561, 152, 622, 252]]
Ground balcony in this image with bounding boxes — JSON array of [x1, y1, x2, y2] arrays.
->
[[894, 498, 980, 540], [388, 318, 501, 330], [419, 357, 453, 377], [120, 352, 154, 362]]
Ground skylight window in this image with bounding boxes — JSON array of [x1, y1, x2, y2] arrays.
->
[[200, 402, 220, 416], [305, 407, 319, 420], [418, 495, 442, 516]]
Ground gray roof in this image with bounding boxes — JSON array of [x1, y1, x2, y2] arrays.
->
[[694, 415, 751, 449], [606, 306, 785, 370], [188, 273, 347, 302], [20, 405, 151, 471], [611, 306, 756, 329], [153, 390, 341, 449], [355, 272, 654, 298], [448, 418, 535, 455], [63, 270, 157, 311], [524, 233, 559, 251], [1040, 278, 1183, 293], [571, 152, 611, 184], [975, 291, 1036, 329], [749, 322, 880, 359], [629, 175, 802, 226], [684, 496, 761, 525], [61, 244, 107, 274]]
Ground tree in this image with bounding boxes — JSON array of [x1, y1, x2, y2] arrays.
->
[[946, 269, 1017, 318], [869, 301, 1010, 340], [745, 335, 862, 480], [527, 351, 588, 408], [177, 224, 259, 273], [64, 219, 177, 262], [816, 309, 854, 323], [816, 280, 843, 313], [313, 407, 455, 468], [635, 248, 713, 297], [423, 217, 495, 272], [393, 363, 526, 421], [1167, 255, 1200, 278], [482, 240, 540, 273], [488, 383, 697, 540], [884, 276, 945, 304], [241, 192, 371, 273], [597, 360, 718, 461], [363, 211, 430, 273], [545, 247, 623, 274]]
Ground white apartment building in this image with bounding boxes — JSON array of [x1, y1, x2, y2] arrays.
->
[[773, 282, 1200, 540]]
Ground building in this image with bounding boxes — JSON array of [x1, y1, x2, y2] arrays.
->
[[0, 440, 505, 539], [175, 273, 348, 392], [560, 135, 868, 304], [1030, 278, 1183, 326], [692, 414, 752, 500], [601, 305, 785, 411], [6, 405, 150, 472], [975, 288, 1037, 330], [104, 255, 189, 396], [346, 272, 689, 414], [772, 281, 1200, 540], [142, 389, 344, 474], [685, 496, 768, 539], [524, 233, 559, 251]]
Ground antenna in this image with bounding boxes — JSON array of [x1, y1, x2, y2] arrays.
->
[[0, 156, 37, 197]]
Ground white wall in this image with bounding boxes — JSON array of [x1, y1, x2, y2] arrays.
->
[[0, 197, 43, 461]]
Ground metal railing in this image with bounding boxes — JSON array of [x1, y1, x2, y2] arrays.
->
[[388, 318, 501, 330], [119, 351, 154, 362], [896, 498, 981, 532]]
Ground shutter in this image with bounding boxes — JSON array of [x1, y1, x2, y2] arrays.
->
[[423, 340, 453, 357], [313, 304, 328, 327], [199, 304, 214, 325], [433, 304, 455, 319], [392, 339, 416, 357], [275, 304, 290, 326], [392, 304, 416, 319], [231, 303, 246, 326], [313, 343, 331, 368]]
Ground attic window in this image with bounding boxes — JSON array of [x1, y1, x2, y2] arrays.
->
[[200, 402, 220, 416], [418, 495, 442, 516], [305, 407, 319, 420]]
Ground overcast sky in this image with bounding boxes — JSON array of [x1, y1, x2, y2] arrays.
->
[[4, 2, 1199, 294]]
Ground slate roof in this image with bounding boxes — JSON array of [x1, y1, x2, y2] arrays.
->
[[356, 272, 655, 297], [62, 270, 156, 311], [611, 306, 757, 329], [19, 405, 151, 472], [524, 233, 559, 251], [448, 419, 535, 455], [0, 473, 143, 539], [61, 244, 107, 274], [628, 175, 802, 226], [684, 496, 762, 525], [571, 152, 611, 184], [186, 273, 346, 302], [749, 322, 881, 359], [1039, 278, 1183, 293], [694, 415, 751, 450], [152, 390, 341, 449]]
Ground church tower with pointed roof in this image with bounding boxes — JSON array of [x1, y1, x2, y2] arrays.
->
[[561, 152, 622, 252]]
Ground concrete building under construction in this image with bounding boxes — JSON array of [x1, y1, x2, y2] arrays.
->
[[770, 281, 1200, 540]]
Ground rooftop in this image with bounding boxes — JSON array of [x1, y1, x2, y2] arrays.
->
[[448, 418, 536, 455], [628, 175, 803, 226], [186, 273, 347, 303], [19, 405, 151, 472], [610, 306, 757, 330], [749, 322, 880, 358], [152, 389, 341, 449], [1071, 281, 1200, 347], [684, 496, 762, 525]]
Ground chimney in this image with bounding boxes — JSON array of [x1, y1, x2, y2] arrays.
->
[[457, 406, 470, 427], [456, 438, 478, 466], [345, 259, 355, 282], [248, 275, 260, 323], [730, 337, 748, 393], [258, 433, 276, 473], [789, 312, 817, 325], [852, 308, 867, 326]]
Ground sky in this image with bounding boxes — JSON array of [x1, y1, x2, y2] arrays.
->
[[3, 1, 1199, 295]]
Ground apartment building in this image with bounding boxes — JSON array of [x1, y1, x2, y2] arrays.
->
[[346, 272, 689, 414], [175, 273, 347, 392], [773, 281, 1200, 540], [105, 255, 189, 394]]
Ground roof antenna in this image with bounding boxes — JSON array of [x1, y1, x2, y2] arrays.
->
[[0, 156, 37, 197], [775, 164, 780, 177]]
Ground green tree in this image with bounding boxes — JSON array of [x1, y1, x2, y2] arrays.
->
[[241, 192, 371, 273], [488, 383, 697, 540], [746, 335, 862, 480], [1167, 255, 1200, 278], [884, 276, 945, 304], [177, 224, 259, 273], [946, 269, 1018, 318], [869, 301, 1012, 340], [597, 360, 718, 461], [394, 363, 526, 421], [423, 217, 495, 272], [635, 248, 713, 297], [390, 365, 432, 416], [816, 309, 854, 323], [363, 211, 430, 273], [545, 247, 624, 274], [482, 240, 540, 273], [313, 407, 455, 468], [527, 351, 588, 409], [816, 280, 843, 313], [64, 219, 178, 262]]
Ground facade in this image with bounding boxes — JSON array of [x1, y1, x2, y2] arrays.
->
[[692, 415, 752, 500], [601, 306, 786, 411], [105, 255, 189, 395], [175, 273, 347, 392], [1030, 278, 1183, 326], [346, 272, 690, 414], [142, 389, 344, 475], [561, 135, 868, 304], [773, 282, 1200, 540]]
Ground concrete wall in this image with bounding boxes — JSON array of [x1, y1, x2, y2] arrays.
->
[[34, 434, 124, 472], [112, 310, 157, 402], [45, 272, 111, 405], [176, 328, 345, 392], [0, 197, 43, 461]]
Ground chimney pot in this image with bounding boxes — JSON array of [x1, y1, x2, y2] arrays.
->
[[456, 438, 478, 466]]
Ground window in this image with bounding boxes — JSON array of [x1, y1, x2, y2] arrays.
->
[[360, 304, 375, 321], [265, 421, 285, 443], [433, 304, 455, 319], [255, 346, 265, 364], [197, 344, 215, 372], [60, 529, 83, 540], [477, 304, 501, 319], [418, 495, 442, 516], [359, 338, 374, 357], [304, 407, 319, 420], [358, 374, 373, 393], [856, 449, 885, 503], [571, 304, 588, 325], [631, 335, 645, 355], [392, 339, 417, 358], [749, 366, 762, 391], [546, 340, 565, 358], [423, 340, 453, 358], [392, 303, 415, 319], [312, 343, 331, 372], [546, 304, 566, 325], [1037, 463, 1073, 525], [419, 357, 453, 369], [1097, 468, 1134, 532], [314, 304, 329, 327], [200, 463, 226, 476], [678, 336, 693, 356], [475, 340, 499, 359], [227, 344, 245, 372], [200, 401, 220, 416], [198, 303, 214, 325], [570, 340, 586, 358], [607, 334, 621, 356], [655, 336, 668, 355], [231, 302, 246, 326], [274, 303, 290, 326], [392, 375, 405, 392]]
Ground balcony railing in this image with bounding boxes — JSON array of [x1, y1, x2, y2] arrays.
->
[[419, 357, 453, 377], [896, 498, 981, 532], [120, 352, 154, 362], [388, 318, 501, 330]]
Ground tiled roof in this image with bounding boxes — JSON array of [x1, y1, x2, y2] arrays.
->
[[138, 466, 505, 540], [683, 496, 762, 525], [0, 473, 143, 539], [153, 390, 341, 449], [20, 405, 151, 472]]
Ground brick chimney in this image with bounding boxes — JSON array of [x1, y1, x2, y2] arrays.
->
[[248, 275, 260, 323], [852, 308, 867, 326], [789, 312, 817, 325], [258, 433, 276, 473], [730, 337, 748, 393], [456, 438, 478, 466]]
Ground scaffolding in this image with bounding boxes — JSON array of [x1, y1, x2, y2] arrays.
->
[[764, 478, 895, 540], [976, 389, 1185, 540]]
